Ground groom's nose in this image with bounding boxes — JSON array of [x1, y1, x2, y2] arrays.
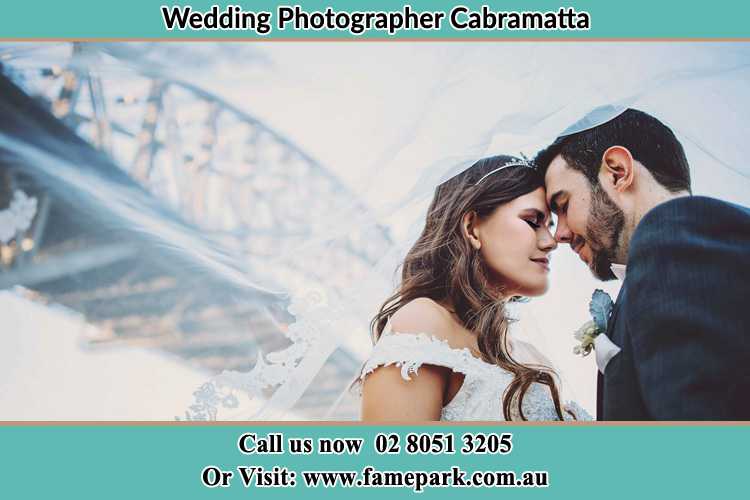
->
[[554, 217, 573, 244]]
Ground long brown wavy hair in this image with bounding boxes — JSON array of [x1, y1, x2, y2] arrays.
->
[[371, 155, 566, 420]]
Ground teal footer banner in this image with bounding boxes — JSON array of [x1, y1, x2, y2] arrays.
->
[[1, 424, 747, 498]]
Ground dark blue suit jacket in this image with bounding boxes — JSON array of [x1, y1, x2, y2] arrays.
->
[[598, 196, 750, 420]]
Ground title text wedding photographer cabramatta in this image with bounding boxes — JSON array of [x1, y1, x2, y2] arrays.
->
[[160, 4, 591, 36]]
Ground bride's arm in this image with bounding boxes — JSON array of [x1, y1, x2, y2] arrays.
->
[[361, 363, 450, 421], [360, 298, 454, 422]]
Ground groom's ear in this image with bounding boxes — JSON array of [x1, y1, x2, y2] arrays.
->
[[462, 211, 482, 250], [600, 146, 635, 193]]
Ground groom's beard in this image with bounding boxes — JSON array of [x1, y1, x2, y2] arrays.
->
[[585, 184, 625, 281]]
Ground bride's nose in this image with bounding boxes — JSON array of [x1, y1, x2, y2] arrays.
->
[[539, 227, 557, 252]]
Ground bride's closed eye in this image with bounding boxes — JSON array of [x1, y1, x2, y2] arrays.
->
[[523, 211, 544, 229], [523, 209, 550, 230]]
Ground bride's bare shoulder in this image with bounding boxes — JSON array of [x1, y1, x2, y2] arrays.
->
[[389, 297, 462, 344]]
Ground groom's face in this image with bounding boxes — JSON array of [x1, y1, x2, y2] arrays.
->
[[544, 155, 624, 281]]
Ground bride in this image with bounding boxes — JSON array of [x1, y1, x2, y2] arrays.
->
[[358, 155, 588, 421]]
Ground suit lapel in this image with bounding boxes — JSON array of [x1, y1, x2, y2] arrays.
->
[[596, 280, 626, 419], [607, 284, 625, 344]]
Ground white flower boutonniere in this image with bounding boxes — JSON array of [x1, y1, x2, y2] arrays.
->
[[573, 289, 614, 357]]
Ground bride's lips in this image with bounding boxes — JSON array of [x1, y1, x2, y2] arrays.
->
[[530, 257, 550, 272]]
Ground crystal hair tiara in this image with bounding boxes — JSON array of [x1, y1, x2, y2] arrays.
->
[[474, 158, 536, 186]]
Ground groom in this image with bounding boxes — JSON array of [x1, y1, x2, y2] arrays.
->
[[536, 108, 750, 420]]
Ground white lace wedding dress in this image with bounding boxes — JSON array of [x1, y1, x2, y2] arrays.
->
[[358, 325, 591, 421]]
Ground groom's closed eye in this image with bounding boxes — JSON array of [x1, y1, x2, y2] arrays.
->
[[551, 201, 568, 217], [549, 191, 566, 214]]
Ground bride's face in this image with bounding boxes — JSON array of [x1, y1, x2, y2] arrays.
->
[[473, 187, 557, 296]]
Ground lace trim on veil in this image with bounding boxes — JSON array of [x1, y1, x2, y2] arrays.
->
[[179, 287, 343, 421], [0, 190, 37, 244]]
